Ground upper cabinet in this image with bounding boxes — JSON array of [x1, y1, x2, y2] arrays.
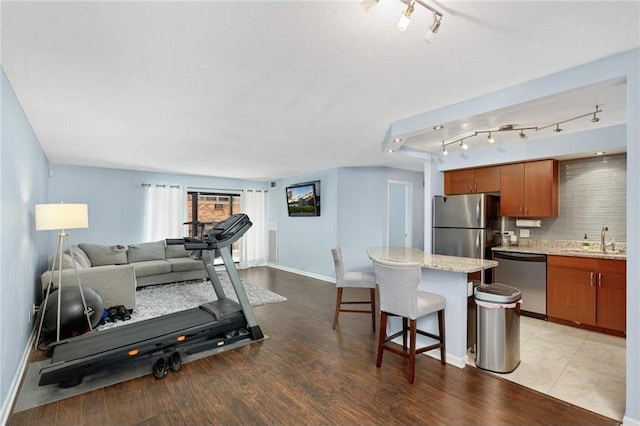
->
[[444, 166, 501, 195], [500, 159, 558, 217]]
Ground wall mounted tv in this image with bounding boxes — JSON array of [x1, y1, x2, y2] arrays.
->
[[286, 181, 320, 217]]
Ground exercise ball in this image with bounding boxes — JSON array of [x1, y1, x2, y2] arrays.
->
[[41, 286, 104, 339]]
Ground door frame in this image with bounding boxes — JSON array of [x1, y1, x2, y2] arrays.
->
[[386, 180, 413, 247]]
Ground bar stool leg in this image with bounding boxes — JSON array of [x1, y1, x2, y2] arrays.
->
[[376, 311, 388, 368], [332, 288, 343, 329], [370, 288, 376, 332], [408, 319, 417, 384], [438, 309, 446, 365]]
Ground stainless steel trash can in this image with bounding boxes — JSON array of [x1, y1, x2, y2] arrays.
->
[[475, 283, 521, 373]]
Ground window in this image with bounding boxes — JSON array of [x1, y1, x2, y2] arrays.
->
[[186, 191, 242, 262]]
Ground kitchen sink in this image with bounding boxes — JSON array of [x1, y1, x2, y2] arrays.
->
[[560, 248, 626, 256]]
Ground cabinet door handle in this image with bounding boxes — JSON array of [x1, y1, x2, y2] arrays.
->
[[590, 272, 595, 286], [470, 183, 473, 193], [519, 206, 523, 214], [525, 205, 529, 215], [474, 183, 477, 192], [598, 273, 602, 287]]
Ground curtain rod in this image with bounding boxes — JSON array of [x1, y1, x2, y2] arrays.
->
[[141, 183, 181, 188], [186, 187, 268, 193]]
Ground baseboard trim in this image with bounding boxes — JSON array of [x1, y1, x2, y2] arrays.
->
[[1, 328, 36, 425], [623, 415, 640, 426], [266, 263, 334, 283]]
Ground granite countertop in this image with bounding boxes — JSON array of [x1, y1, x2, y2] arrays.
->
[[367, 247, 498, 273], [492, 241, 627, 261]]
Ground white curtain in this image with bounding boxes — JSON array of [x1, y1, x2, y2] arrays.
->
[[143, 184, 187, 242], [239, 189, 267, 269]]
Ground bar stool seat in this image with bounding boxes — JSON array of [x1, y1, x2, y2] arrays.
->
[[373, 258, 446, 383], [331, 246, 377, 331]]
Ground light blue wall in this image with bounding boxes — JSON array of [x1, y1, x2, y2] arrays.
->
[[392, 48, 640, 425], [267, 169, 339, 278], [48, 164, 269, 246], [267, 167, 424, 279], [337, 167, 424, 272], [0, 68, 50, 420]]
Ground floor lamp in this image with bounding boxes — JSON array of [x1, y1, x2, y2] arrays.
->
[[35, 202, 92, 349]]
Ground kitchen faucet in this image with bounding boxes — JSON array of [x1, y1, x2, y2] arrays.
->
[[601, 226, 609, 252]]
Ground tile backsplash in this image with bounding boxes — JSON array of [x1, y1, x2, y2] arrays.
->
[[506, 154, 627, 243]]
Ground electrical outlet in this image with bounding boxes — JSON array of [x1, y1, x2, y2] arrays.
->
[[520, 229, 530, 238]]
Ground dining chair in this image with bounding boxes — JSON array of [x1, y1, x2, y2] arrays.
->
[[331, 246, 377, 332], [372, 258, 446, 383]]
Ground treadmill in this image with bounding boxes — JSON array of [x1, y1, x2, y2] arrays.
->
[[38, 213, 264, 387]]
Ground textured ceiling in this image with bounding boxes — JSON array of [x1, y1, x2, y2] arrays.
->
[[2, 1, 639, 180]]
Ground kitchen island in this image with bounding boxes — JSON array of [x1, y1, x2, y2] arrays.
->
[[367, 247, 498, 368]]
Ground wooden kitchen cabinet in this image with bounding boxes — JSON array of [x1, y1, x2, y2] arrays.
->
[[547, 255, 626, 334], [500, 159, 558, 217], [444, 166, 500, 195]]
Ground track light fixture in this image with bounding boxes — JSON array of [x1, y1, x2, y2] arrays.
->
[[361, 0, 443, 41], [397, 1, 415, 31], [439, 105, 602, 155], [424, 12, 442, 43], [361, 0, 379, 13]]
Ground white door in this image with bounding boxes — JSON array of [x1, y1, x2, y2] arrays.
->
[[387, 181, 412, 247]]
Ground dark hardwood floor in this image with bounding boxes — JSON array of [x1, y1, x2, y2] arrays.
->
[[8, 267, 618, 425]]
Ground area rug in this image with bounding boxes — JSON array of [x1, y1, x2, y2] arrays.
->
[[98, 273, 287, 330], [14, 274, 285, 412]]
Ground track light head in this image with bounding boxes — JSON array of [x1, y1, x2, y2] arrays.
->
[[553, 124, 563, 133], [487, 133, 495, 144], [460, 139, 469, 150], [519, 130, 528, 141], [441, 142, 448, 155], [398, 2, 415, 31], [360, 0, 379, 13], [424, 13, 442, 43]]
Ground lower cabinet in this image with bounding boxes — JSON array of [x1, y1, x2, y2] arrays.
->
[[547, 255, 626, 333]]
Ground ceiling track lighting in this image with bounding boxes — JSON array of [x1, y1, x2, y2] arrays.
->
[[439, 105, 602, 155], [361, 0, 443, 42], [441, 141, 448, 155]]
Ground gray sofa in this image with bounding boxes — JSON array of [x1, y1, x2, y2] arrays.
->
[[40, 240, 208, 311]]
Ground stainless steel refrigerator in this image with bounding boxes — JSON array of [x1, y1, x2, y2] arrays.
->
[[432, 194, 500, 262]]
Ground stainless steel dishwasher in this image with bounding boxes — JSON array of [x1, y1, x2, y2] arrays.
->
[[494, 251, 547, 319]]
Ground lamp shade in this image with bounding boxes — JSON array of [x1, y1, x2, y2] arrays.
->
[[35, 203, 89, 231]]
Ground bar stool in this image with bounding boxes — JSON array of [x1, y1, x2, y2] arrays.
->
[[331, 246, 377, 331], [372, 258, 446, 383]]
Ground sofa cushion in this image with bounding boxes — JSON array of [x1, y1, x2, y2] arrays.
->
[[79, 243, 128, 266], [127, 241, 166, 263], [65, 246, 92, 268], [167, 257, 206, 272], [48, 253, 86, 271], [165, 244, 191, 259], [132, 260, 172, 277]]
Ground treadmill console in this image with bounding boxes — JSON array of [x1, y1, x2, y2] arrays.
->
[[168, 213, 252, 251]]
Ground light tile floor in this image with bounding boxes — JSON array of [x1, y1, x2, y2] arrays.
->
[[469, 317, 626, 421]]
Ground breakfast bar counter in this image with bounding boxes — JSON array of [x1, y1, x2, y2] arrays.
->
[[367, 247, 498, 368]]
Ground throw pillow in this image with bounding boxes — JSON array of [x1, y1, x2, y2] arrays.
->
[[127, 240, 166, 263], [65, 246, 92, 268], [48, 253, 83, 271], [79, 243, 128, 266]]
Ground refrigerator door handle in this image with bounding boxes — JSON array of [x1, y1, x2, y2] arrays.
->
[[476, 196, 481, 227], [476, 233, 480, 257]]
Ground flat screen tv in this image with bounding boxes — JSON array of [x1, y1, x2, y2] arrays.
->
[[286, 181, 320, 217]]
